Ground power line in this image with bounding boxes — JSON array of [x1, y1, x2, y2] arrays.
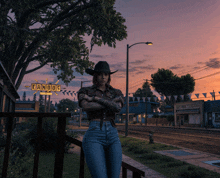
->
[[176, 60, 219, 76], [195, 70, 220, 80]]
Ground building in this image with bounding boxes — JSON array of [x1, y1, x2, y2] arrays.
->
[[0, 61, 20, 133], [15, 100, 40, 123], [204, 100, 220, 128], [174, 100, 220, 128], [174, 100, 204, 127], [116, 101, 160, 123]]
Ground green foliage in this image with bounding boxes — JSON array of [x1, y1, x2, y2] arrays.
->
[[27, 118, 72, 153], [167, 115, 174, 122], [0, 0, 127, 89], [179, 165, 208, 178], [1, 129, 35, 178], [151, 68, 195, 105], [0, 129, 6, 149], [159, 115, 167, 118], [133, 80, 155, 98], [152, 114, 159, 118], [119, 135, 219, 178], [57, 98, 77, 113]]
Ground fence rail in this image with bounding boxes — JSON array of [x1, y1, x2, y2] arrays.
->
[[0, 112, 145, 178]]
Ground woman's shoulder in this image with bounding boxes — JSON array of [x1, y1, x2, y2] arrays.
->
[[78, 86, 95, 94], [110, 87, 123, 96]]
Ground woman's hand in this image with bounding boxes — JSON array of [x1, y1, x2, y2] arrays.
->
[[112, 96, 123, 103], [82, 94, 93, 102]]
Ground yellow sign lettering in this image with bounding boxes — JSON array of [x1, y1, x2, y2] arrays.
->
[[52, 85, 56, 91], [31, 83, 61, 94], [57, 85, 61, 91], [31, 83, 36, 90], [37, 84, 41, 90]]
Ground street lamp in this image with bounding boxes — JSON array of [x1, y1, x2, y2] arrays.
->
[[125, 41, 153, 137]]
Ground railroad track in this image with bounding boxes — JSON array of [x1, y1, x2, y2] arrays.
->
[[117, 125, 220, 155]]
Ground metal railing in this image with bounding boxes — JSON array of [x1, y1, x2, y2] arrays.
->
[[0, 112, 145, 178]]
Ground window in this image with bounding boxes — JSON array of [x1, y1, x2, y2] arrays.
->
[[215, 113, 220, 122]]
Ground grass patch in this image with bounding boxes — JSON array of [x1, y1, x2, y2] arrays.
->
[[119, 135, 220, 178], [0, 151, 92, 178], [38, 152, 92, 178]]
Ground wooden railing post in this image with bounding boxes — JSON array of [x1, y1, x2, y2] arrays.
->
[[2, 117, 13, 178], [54, 117, 66, 178], [122, 166, 127, 178], [133, 171, 141, 178], [79, 147, 85, 178], [33, 117, 43, 178]]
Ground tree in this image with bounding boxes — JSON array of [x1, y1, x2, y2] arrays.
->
[[133, 80, 156, 102], [150, 68, 195, 105], [57, 98, 77, 112], [0, 0, 127, 90], [22, 91, 26, 101], [38, 94, 43, 106], [33, 93, 36, 101]]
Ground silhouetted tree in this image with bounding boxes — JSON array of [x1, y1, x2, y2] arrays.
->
[[22, 92, 26, 101], [151, 68, 195, 106], [0, 0, 127, 89]]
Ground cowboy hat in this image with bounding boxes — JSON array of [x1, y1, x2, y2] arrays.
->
[[85, 61, 118, 76]]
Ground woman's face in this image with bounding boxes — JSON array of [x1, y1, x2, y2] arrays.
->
[[96, 72, 109, 86]]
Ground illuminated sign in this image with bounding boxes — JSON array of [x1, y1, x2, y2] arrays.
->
[[24, 78, 61, 96], [31, 83, 61, 92]]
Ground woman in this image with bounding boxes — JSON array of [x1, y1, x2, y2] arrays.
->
[[77, 61, 124, 178]]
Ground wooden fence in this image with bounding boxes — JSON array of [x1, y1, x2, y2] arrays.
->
[[0, 112, 145, 178]]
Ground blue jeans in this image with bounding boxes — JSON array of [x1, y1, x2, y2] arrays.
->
[[82, 121, 122, 178]]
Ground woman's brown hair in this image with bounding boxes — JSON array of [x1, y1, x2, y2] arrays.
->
[[93, 72, 111, 86]]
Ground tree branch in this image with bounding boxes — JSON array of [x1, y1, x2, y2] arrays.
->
[[17, 0, 73, 28], [15, 62, 29, 90], [25, 61, 49, 74], [48, 1, 93, 31]]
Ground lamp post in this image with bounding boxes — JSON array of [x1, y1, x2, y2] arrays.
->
[[125, 42, 153, 137]]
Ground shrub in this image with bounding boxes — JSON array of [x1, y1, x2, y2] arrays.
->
[[160, 161, 186, 168], [27, 118, 73, 153], [6, 130, 35, 178], [141, 153, 161, 160], [0, 133, 6, 150], [152, 114, 159, 118], [167, 115, 174, 122], [178, 165, 207, 178]]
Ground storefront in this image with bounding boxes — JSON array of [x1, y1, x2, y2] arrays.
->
[[174, 100, 204, 127], [117, 101, 160, 123], [204, 100, 220, 128]]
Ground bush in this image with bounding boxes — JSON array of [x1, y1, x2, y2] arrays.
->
[[27, 118, 72, 153], [141, 153, 161, 160], [152, 114, 159, 118], [167, 115, 174, 122], [5, 130, 35, 178], [179, 165, 207, 178], [0, 133, 6, 150]]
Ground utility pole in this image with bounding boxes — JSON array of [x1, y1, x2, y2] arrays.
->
[[79, 81, 83, 127], [44, 95, 47, 112], [48, 95, 51, 112], [213, 90, 216, 101]]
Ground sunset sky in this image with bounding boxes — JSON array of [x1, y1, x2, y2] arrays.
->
[[18, 0, 220, 103]]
